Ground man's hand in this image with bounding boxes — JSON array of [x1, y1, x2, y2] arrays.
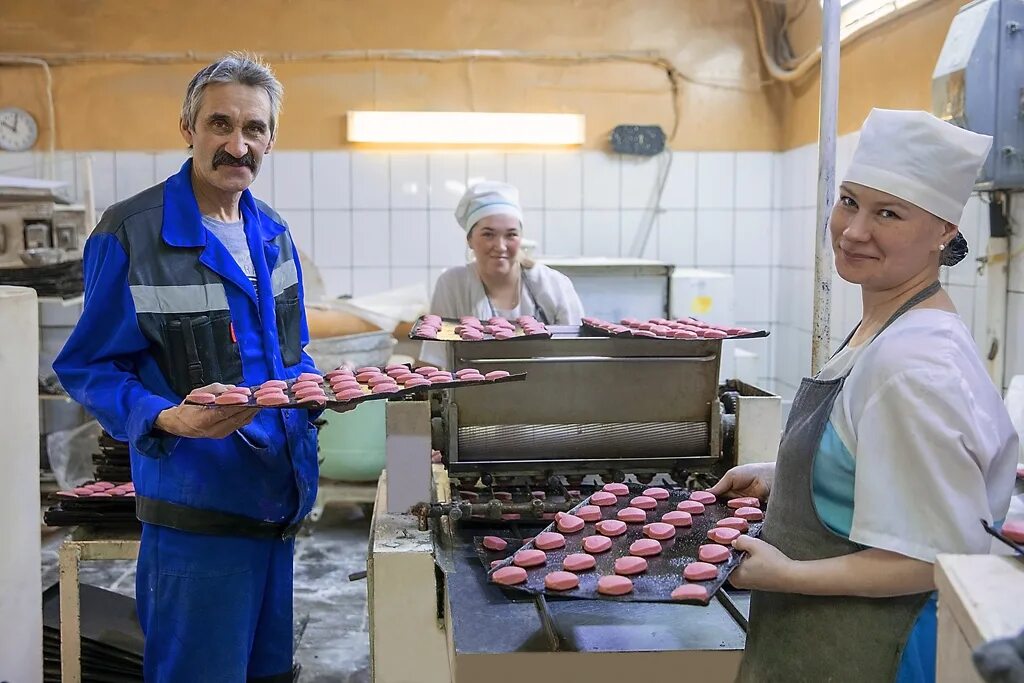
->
[[155, 383, 258, 439], [708, 462, 775, 502]]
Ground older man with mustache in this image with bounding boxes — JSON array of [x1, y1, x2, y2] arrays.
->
[[55, 53, 323, 682]]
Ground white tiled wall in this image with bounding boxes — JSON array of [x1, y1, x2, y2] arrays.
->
[[8, 143, 1017, 400]]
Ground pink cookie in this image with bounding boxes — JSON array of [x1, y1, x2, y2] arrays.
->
[[485, 370, 511, 380], [583, 536, 613, 554], [483, 536, 508, 551], [493, 330, 514, 340], [677, 500, 705, 515], [493, 492, 513, 501], [616, 507, 647, 524], [629, 538, 662, 557], [597, 575, 634, 596], [297, 395, 326, 406], [614, 556, 648, 576], [186, 392, 216, 405], [717, 517, 749, 532], [576, 505, 602, 522], [372, 383, 400, 394], [562, 553, 596, 572], [513, 549, 546, 568], [460, 329, 484, 341], [429, 374, 454, 384], [335, 388, 366, 401], [387, 367, 410, 378], [1003, 520, 1024, 543], [261, 379, 289, 389], [556, 514, 585, 534], [297, 372, 323, 383], [214, 392, 248, 405], [458, 373, 486, 382], [661, 511, 693, 527], [454, 368, 481, 378], [492, 566, 528, 586], [403, 377, 431, 388], [671, 584, 710, 602], [224, 386, 252, 396], [256, 393, 290, 406], [684, 561, 719, 581], [690, 491, 717, 505], [735, 506, 764, 521], [603, 482, 630, 496], [629, 496, 658, 510], [591, 491, 617, 507], [596, 520, 627, 537], [728, 497, 761, 509], [534, 532, 566, 550], [414, 366, 439, 376], [643, 522, 676, 540], [291, 380, 321, 392], [643, 487, 670, 500], [544, 571, 580, 591], [367, 375, 396, 387], [707, 527, 741, 544], [699, 544, 731, 563]]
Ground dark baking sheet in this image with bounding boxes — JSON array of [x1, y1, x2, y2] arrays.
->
[[982, 519, 1024, 556], [581, 318, 769, 341], [409, 315, 552, 342], [481, 484, 761, 604], [183, 365, 526, 410]]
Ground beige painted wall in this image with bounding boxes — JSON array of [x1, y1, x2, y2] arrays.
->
[[0, 0, 784, 151], [780, 0, 964, 148]]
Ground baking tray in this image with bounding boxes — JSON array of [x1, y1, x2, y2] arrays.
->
[[183, 364, 526, 410], [480, 483, 761, 604], [982, 519, 1024, 556], [581, 317, 769, 341], [409, 315, 552, 342]]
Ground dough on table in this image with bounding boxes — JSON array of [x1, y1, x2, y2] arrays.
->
[[544, 571, 580, 591], [492, 566, 528, 586], [576, 505, 603, 522], [591, 491, 618, 507]]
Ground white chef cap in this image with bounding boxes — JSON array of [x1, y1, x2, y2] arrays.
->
[[844, 108, 992, 226], [454, 181, 523, 234]]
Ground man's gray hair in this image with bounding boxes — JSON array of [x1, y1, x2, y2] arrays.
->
[[181, 52, 283, 136]]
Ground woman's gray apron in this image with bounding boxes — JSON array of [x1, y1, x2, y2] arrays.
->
[[737, 282, 940, 682]]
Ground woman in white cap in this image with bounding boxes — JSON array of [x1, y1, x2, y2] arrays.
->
[[421, 181, 584, 365], [710, 109, 1019, 683]]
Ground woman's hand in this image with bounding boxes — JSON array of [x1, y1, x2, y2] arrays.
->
[[728, 535, 799, 592], [708, 462, 775, 502]]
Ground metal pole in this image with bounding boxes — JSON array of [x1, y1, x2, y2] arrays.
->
[[811, 0, 842, 375]]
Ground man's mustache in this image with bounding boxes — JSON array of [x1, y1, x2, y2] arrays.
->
[[212, 149, 256, 171]]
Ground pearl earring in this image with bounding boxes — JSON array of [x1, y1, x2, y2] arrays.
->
[[939, 244, 946, 251]]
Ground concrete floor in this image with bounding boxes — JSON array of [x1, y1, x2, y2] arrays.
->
[[41, 504, 372, 682]]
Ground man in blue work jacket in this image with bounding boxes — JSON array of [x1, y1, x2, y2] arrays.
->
[[55, 54, 325, 682]]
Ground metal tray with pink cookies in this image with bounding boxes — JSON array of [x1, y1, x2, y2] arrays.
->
[[409, 313, 553, 342], [182, 365, 527, 410], [484, 483, 763, 604], [581, 316, 769, 340]]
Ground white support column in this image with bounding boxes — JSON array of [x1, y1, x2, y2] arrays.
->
[[0, 286, 41, 682]]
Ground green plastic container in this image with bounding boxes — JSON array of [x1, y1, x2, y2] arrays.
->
[[317, 400, 386, 482]]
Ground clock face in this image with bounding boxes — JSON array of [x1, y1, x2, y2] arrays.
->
[[0, 108, 39, 152]]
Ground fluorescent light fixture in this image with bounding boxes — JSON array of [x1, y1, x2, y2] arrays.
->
[[346, 111, 586, 145]]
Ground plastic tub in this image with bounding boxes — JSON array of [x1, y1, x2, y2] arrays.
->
[[317, 399, 386, 482]]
